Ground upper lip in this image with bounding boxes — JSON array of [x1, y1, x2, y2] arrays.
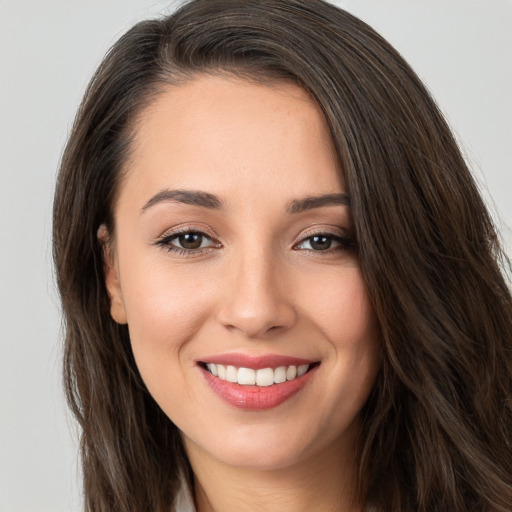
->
[[198, 353, 318, 370]]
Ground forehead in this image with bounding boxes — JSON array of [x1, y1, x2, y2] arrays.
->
[[119, 75, 343, 211]]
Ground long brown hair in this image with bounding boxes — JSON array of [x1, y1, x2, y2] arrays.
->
[[53, 1, 512, 510]]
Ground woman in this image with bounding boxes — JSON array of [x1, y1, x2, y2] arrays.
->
[[52, 0, 512, 511]]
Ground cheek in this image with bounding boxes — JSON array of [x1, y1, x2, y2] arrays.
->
[[307, 268, 380, 415], [118, 262, 221, 425], [306, 266, 378, 345], [117, 253, 217, 385], [330, 272, 380, 385], [120, 249, 213, 332]]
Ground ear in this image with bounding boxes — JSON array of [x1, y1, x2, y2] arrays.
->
[[97, 224, 128, 325]]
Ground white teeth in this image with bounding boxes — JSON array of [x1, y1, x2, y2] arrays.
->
[[286, 365, 297, 381], [297, 364, 308, 377], [274, 366, 287, 384], [237, 367, 256, 385], [226, 365, 238, 383], [206, 363, 218, 377], [217, 364, 226, 380], [205, 363, 312, 386], [256, 368, 274, 387]]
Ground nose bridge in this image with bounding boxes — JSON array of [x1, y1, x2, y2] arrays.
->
[[217, 240, 296, 338]]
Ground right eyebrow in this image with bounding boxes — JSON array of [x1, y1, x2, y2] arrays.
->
[[286, 193, 350, 214], [140, 189, 224, 213]]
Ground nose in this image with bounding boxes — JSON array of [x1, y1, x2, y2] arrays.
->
[[216, 249, 297, 339]]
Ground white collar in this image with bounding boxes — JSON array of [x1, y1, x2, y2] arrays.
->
[[173, 472, 196, 512]]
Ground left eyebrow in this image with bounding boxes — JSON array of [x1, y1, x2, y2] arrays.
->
[[286, 193, 350, 214], [140, 189, 224, 213]]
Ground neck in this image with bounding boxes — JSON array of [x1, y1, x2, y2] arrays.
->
[[184, 429, 362, 512]]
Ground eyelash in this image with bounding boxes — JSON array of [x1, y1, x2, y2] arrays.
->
[[155, 228, 356, 257], [155, 227, 220, 257]]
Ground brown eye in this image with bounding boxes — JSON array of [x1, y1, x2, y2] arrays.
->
[[309, 235, 332, 251], [297, 234, 339, 251], [178, 233, 204, 250], [156, 230, 219, 253], [295, 233, 355, 253]]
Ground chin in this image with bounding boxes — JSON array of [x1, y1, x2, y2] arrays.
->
[[184, 417, 352, 472]]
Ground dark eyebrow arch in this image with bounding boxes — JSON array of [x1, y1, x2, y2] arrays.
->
[[141, 189, 349, 214], [141, 189, 224, 213], [286, 193, 350, 214]]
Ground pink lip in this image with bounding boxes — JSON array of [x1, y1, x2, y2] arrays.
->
[[198, 357, 319, 411], [198, 353, 316, 370]]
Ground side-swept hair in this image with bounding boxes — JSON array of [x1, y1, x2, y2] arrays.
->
[[53, 1, 512, 510]]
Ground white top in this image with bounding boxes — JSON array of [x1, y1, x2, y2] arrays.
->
[[173, 474, 196, 512]]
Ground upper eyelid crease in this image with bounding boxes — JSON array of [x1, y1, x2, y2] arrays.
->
[[140, 189, 350, 214], [155, 229, 353, 255], [157, 229, 218, 244], [157, 226, 348, 242]]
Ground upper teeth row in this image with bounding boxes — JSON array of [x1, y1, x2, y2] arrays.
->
[[206, 363, 310, 387]]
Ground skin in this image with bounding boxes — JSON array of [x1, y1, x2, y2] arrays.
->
[[102, 75, 381, 512]]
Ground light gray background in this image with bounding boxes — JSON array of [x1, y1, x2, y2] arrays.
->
[[1, 1, 510, 511]]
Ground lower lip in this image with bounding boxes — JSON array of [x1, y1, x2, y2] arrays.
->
[[200, 365, 318, 410]]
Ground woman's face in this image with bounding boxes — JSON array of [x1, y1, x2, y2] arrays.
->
[[104, 75, 380, 471]]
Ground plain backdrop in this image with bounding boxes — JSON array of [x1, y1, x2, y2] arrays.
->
[[1, 1, 510, 511]]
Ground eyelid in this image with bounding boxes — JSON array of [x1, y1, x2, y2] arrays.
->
[[293, 226, 356, 252], [294, 226, 350, 243], [156, 223, 220, 242], [154, 224, 223, 254], [153, 224, 354, 255]]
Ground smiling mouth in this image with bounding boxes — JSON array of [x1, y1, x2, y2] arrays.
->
[[198, 359, 320, 410], [200, 362, 318, 387]]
